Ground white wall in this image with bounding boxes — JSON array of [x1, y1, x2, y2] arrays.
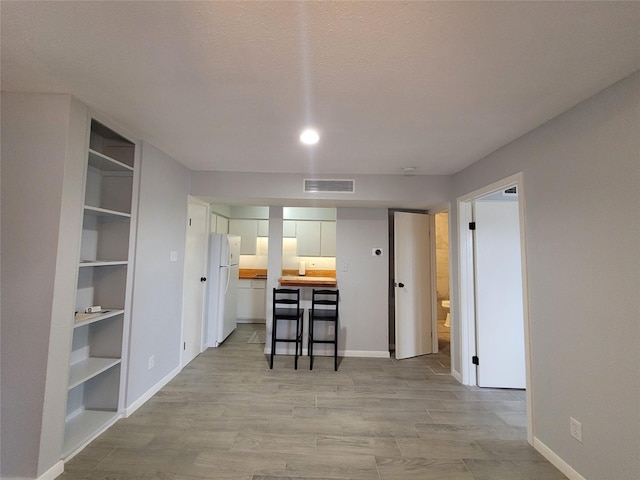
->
[[450, 72, 640, 479], [125, 142, 190, 408], [1, 93, 86, 478], [336, 208, 389, 356], [191, 171, 450, 209]]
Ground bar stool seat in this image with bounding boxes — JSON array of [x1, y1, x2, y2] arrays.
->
[[308, 289, 339, 371], [270, 288, 304, 369]]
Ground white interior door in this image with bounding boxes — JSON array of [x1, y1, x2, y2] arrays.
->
[[394, 212, 433, 360], [181, 198, 208, 367], [474, 200, 525, 388]]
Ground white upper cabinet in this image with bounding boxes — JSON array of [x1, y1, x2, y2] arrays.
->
[[211, 214, 229, 234], [229, 219, 258, 255], [320, 221, 337, 257], [283, 220, 297, 238], [258, 219, 269, 237], [295, 221, 322, 256], [217, 215, 229, 234], [295, 221, 336, 257], [211, 213, 218, 233]]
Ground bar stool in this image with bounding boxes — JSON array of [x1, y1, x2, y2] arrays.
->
[[270, 288, 304, 369], [308, 289, 339, 371]]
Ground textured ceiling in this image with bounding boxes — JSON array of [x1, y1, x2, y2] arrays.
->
[[1, 1, 638, 175]]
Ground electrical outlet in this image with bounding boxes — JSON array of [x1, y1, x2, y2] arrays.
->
[[328, 325, 335, 336], [570, 417, 582, 443], [148, 355, 155, 370]]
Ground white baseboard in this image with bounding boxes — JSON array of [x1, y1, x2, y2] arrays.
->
[[533, 437, 586, 480], [451, 368, 463, 383], [342, 350, 390, 358], [237, 318, 266, 324], [36, 460, 64, 480], [124, 365, 181, 417], [1, 466, 64, 480]]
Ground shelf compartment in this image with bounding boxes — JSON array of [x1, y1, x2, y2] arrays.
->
[[89, 120, 135, 168], [66, 363, 120, 414], [63, 409, 119, 457], [88, 148, 133, 172], [70, 315, 123, 362], [79, 260, 128, 267], [80, 209, 131, 263], [74, 308, 125, 328], [84, 167, 133, 215], [68, 357, 121, 390], [84, 205, 131, 218], [76, 266, 127, 321]]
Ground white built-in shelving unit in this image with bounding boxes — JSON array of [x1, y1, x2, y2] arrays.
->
[[63, 119, 137, 457]]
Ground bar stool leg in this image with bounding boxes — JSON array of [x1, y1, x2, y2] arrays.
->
[[309, 315, 314, 370], [270, 318, 277, 369], [334, 323, 338, 371], [294, 315, 300, 370]]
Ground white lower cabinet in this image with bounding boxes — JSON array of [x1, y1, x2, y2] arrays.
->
[[237, 279, 266, 322]]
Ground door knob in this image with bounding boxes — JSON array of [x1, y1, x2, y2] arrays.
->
[[398, 282, 405, 288], [200, 277, 207, 282]]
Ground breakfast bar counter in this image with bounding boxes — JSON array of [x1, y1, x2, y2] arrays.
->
[[278, 275, 337, 287]]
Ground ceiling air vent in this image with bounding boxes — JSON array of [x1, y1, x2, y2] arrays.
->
[[503, 186, 518, 197], [304, 179, 355, 194]]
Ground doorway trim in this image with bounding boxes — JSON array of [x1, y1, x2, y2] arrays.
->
[[429, 204, 451, 356], [456, 172, 533, 444]]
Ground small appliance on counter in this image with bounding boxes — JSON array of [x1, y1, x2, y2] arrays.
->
[[298, 260, 306, 276]]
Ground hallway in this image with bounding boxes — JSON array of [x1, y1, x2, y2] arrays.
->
[[59, 324, 565, 479]]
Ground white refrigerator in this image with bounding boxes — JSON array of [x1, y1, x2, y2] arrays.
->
[[206, 234, 241, 347]]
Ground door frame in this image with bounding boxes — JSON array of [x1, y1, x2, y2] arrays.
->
[[428, 204, 451, 355], [457, 172, 533, 443], [180, 195, 210, 368]]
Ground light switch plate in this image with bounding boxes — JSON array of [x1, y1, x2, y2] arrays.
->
[[170, 251, 178, 262]]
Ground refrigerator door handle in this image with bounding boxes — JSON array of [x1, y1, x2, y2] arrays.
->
[[223, 266, 231, 295]]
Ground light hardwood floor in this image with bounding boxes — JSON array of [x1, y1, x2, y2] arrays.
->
[[60, 324, 566, 479]]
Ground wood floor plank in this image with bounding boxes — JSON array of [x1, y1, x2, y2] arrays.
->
[[58, 324, 566, 480]]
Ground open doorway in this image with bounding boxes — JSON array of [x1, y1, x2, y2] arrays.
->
[[457, 172, 532, 442], [434, 212, 450, 357]]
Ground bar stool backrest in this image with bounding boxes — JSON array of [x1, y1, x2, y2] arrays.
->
[[273, 288, 302, 314], [311, 289, 339, 315]]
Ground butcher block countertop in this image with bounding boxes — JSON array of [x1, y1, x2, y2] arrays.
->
[[279, 270, 337, 287], [240, 269, 337, 286], [239, 269, 267, 279]]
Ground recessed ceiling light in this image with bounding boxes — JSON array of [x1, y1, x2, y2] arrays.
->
[[300, 128, 320, 145]]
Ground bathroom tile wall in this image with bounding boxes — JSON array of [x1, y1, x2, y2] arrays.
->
[[436, 213, 450, 321]]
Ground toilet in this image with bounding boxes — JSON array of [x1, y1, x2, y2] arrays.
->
[[441, 299, 450, 328]]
